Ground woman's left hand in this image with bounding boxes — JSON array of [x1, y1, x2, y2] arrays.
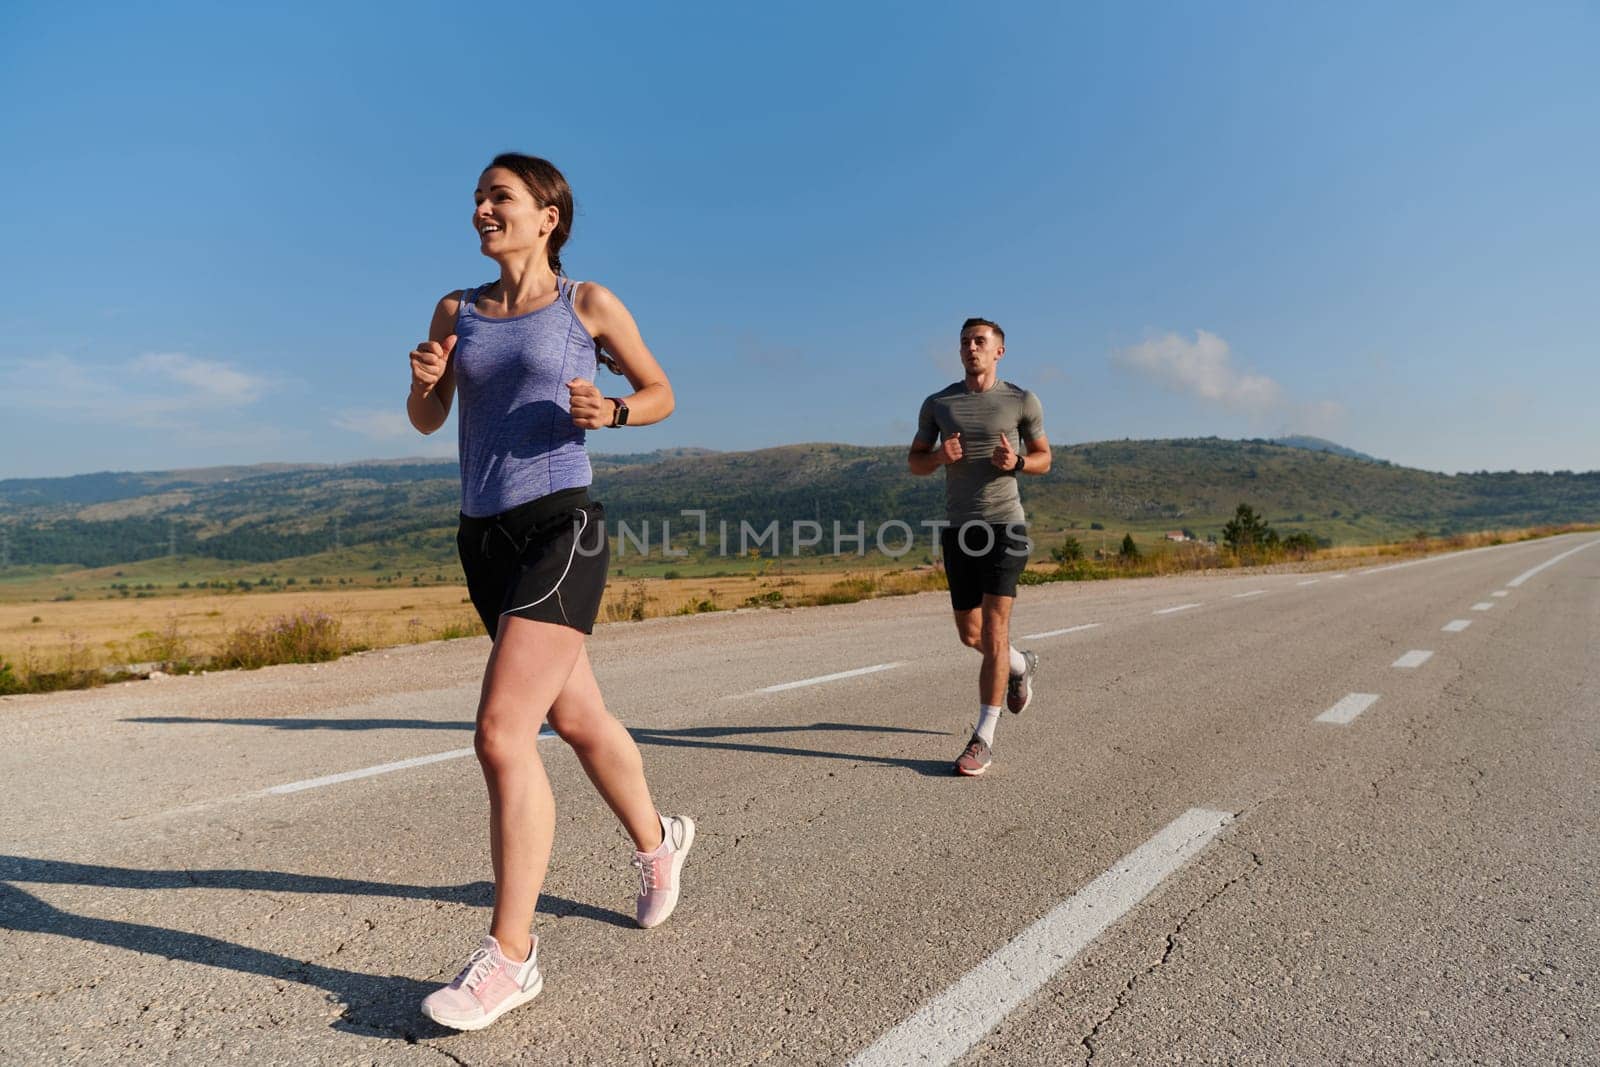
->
[[569, 378, 613, 429]]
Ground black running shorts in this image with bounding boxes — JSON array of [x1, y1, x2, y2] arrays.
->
[[457, 488, 609, 639], [940, 523, 1031, 611]]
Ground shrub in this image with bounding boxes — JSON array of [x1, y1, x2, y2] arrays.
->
[[136, 617, 201, 674], [213, 611, 345, 670], [809, 576, 877, 606], [1281, 531, 1322, 558], [603, 581, 650, 623], [0, 660, 22, 696]]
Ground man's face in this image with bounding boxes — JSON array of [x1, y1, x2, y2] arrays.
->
[[960, 325, 1005, 376]]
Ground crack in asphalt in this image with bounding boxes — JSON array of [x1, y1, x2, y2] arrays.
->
[[1078, 843, 1263, 1066], [1368, 673, 1488, 805]]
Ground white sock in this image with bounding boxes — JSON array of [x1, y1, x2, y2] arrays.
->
[[1008, 646, 1027, 675], [975, 705, 1002, 746]]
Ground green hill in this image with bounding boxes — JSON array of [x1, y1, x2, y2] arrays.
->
[[1, 439, 1596, 578]]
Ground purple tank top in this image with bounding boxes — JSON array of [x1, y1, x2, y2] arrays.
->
[[454, 277, 596, 517]]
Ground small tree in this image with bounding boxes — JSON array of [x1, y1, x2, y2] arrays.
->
[[1119, 533, 1140, 559], [1222, 503, 1276, 555], [1052, 536, 1084, 563]]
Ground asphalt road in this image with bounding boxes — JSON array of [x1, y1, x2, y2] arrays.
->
[[2, 534, 1597, 1065]]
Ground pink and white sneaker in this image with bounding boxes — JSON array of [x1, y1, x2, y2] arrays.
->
[[633, 813, 696, 929], [421, 934, 543, 1031]]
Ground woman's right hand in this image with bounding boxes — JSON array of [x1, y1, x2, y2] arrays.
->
[[410, 334, 456, 398]]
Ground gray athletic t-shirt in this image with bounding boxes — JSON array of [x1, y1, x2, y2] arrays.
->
[[916, 381, 1045, 525]]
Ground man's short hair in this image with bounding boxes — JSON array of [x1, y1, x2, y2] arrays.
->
[[961, 317, 1005, 344]]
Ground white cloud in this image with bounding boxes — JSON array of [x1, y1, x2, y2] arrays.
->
[[0, 351, 269, 423], [133, 352, 265, 404], [1113, 330, 1282, 414], [333, 407, 414, 441]]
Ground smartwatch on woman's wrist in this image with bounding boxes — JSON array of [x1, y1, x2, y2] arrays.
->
[[608, 398, 630, 427]]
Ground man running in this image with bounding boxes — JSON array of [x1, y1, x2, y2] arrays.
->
[[909, 317, 1052, 776]]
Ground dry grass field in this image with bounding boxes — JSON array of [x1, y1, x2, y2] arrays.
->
[[3, 523, 1591, 693], [0, 568, 942, 677]]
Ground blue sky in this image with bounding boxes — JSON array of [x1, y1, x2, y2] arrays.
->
[[1, 1, 1595, 479]]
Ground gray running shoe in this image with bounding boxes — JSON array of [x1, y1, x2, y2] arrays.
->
[[1006, 649, 1040, 714], [954, 733, 993, 777]]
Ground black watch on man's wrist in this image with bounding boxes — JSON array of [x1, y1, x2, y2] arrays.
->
[[1012, 452, 1026, 474], [608, 398, 630, 427]]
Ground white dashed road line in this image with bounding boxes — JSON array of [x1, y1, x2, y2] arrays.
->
[[847, 807, 1234, 1067], [1315, 693, 1380, 725], [266, 747, 479, 795], [129, 729, 556, 822], [1442, 620, 1472, 633], [1472, 602, 1495, 612], [1491, 590, 1509, 598], [1392, 650, 1434, 669], [1154, 603, 1201, 615], [747, 662, 903, 695], [1018, 623, 1102, 640]]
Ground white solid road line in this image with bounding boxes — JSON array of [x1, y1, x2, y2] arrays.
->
[[1018, 623, 1102, 640], [1392, 650, 1434, 669], [1327, 573, 1348, 580], [1472, 602, 1495, 612], [1315, 693, 1380, 725], [1355, 536, 1541, 577], [1154, 603, 1201, 615], [1443, 620, 1472, 633], [1233, 590, 1267, 599], [847, 808, 1234, 1067], [1507, 537, 1600, 588], [751, 662, 903, 695], [1297, 579, 1321, 586]]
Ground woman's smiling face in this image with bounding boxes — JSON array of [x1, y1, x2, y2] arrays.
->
[[472, 167, 557, 258]]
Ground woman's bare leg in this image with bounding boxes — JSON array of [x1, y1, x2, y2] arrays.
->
[[545, 644, 663, 852], [475, 615, 585, 963]]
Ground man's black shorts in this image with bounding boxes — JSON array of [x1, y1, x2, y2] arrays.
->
[[940, 523, 1031, 611], [457, 487, 609, 639]]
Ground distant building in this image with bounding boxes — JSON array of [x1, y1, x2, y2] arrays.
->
[[1164, 531, 1189, 542]]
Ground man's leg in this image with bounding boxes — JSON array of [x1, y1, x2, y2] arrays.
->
[[994, 525, 1038, 713], [951, 594, 1009, 776], [978, 593, 1014, 709]]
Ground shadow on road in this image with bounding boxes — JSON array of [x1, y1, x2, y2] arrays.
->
[[122, 716, 959, 776], [629, 722, 957, 777], [124, 715, 473, 731], [0, 879, 457, 1040], [0, 858, 632, 1040]]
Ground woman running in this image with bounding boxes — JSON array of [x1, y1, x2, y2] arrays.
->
[[405, 153, 694, 1031]]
